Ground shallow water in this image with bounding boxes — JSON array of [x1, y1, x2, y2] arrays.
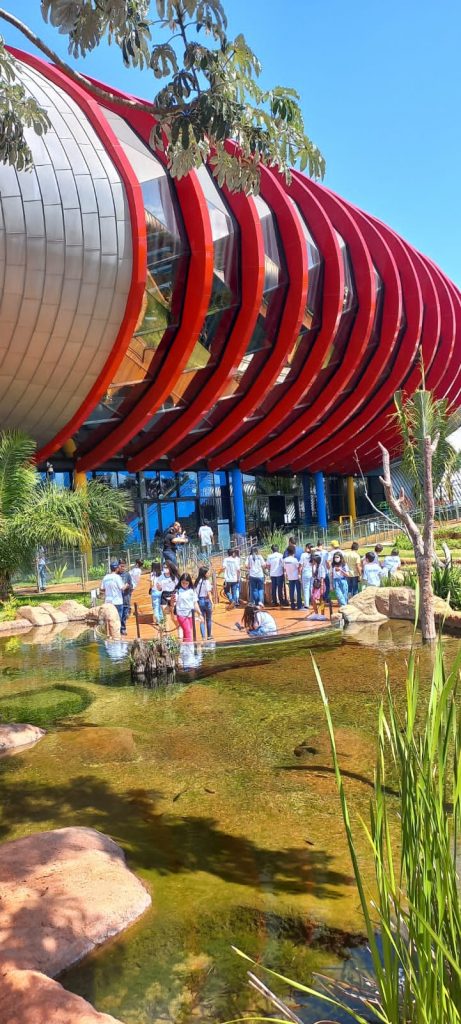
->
[[0, 622, 457, 1023]]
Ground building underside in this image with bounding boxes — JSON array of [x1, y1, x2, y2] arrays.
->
[[1, 49, 460, 535]]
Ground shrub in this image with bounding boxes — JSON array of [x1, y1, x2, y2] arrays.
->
[[432, 564, 461, 610], [0, 597, 19, 621]]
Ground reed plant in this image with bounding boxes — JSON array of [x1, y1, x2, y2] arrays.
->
[[233, 630, 461, 1023]]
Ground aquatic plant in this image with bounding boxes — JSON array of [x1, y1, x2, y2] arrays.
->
[[233, 637, 461, 1023]]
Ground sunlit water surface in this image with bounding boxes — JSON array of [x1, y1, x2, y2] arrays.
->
[[0, 621, 457, 1023]]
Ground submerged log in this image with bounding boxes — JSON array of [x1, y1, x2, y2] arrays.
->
[[130, 638, 176, 686]]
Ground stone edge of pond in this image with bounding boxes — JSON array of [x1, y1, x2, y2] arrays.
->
[[0, 825, 152, 1024], [0, 723, 46, 753]]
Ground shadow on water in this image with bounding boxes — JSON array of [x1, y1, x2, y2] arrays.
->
[[0, 774, 354, 899]]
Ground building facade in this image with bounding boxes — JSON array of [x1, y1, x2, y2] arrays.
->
[[1, 49, 460, 538]]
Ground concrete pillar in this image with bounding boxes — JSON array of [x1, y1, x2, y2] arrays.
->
[[137, 471, 150, 554], [230, 467, 246, 535], [314, 471, 327, 529], [301, 473, 313, 525], [346, 475, 357, 520]]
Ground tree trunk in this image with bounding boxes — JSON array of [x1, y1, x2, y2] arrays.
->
[[416, 553, 436, 642], [0, 572, 12, 602], [420, 435, 436, 642]]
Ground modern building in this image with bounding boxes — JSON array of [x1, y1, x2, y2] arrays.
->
[[1, 48, 460, 542]]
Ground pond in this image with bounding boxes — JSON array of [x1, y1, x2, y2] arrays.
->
[[0, 622, 457, 1023]]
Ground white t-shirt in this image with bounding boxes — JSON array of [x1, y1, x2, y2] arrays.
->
[[283, 555, 300, 581], [363, 563, 385, 587], [158, 573, 176, 593], [102, 572, 124, 606], [247, 554, 266, 578], [266, 552, 284, 577], [195, 578, 212, 599], [300, 552, 313, 577], [383, 555, 401, 575], [130, 566, 142, 589], [256, 611, 277, 634], [175, 587, 196, 617], [223, 556, 239, 582], [198, 525, 213, 546], [315, 548, 330, 568]]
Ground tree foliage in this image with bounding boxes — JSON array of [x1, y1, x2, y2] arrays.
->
[[0, 430, 131, 597], [0, 0, 325, 192], [394, 388, 461, 508]]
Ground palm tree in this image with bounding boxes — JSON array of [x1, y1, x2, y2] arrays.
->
[[379, 387, 455, 641], [0, 430, 132, 600]]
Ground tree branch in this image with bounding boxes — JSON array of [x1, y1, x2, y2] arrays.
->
[[378, 442, 424, 555], [354, 449, 409, 534], [0, 7, 185, 119]]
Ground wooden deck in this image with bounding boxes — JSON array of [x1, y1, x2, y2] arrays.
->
[[127, 574, 342, 647]]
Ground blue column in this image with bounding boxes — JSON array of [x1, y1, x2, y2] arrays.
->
[[302, 473, 313, 525], [314, 471, 328, 529], [231, 467, 246, 535]]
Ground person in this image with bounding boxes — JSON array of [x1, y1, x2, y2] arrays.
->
[[46, 461, 55, 483], [364, 544, 384, 567], [195, 566, 214, 640], [242, 603, 277, 636], [101, 561, 126, 623], [327, 539, 344, 564], [158, 560, 180, 623], [150, 561, 164, 624], [162, 522, 188, 565], [266, 544, 284, 606], [172, 572, 203, 642], [223, 547, 240, 607], [37, 553, 49, 592], [314, 540, 330, 599], [283, 543, 302, 610], [283, 535, 303, 560], [300, 543, 314, 607], [246, 547, 266, 607], [130, 559, 143, 589], [330, 552, 351, 607], [382, 548, 402, 577], [310, 554, 326, 614], [344, 541, 362, 598], [198, 520, 214, 557], [362, 551, 386, 587], [118, 560, 133, 636]]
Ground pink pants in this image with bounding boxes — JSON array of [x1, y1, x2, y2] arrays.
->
[[177, 614, 194, 641]]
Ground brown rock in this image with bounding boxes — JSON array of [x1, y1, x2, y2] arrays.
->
[[98, 603, 121, 640], [16, 606, 53, 627], [0, 970, 122, 1024], [0, 826, 151, 976], [0, 619, 32, 635], [341, 587, 387, 623], [0, 724, 46, 753], [442, 610, 461, 634], [57, 600, 89, 621], [37, 603, 68, 624]]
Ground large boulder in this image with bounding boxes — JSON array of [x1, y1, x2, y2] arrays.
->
[[0, 724, 45, 753], [16, 606, 53, 627], [340, 587, 388, 623], [57, 600, 89, 621], [0, 970, 123, 1024], [37, 603, 68, 624], [0, 826, 151, 977], [98, 603, 121, 640]]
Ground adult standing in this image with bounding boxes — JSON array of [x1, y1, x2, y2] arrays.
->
[[246, 547, 266, 607], [266, 544, 284, 607], [130, 559, 143, 590], [283, 543, 302, 610], [198, 520, 214, 557], [223, 548, 240, 607], [101, 562, 126, 623], [283, 535, 303, 560], [162, 521, 187, 566], [300, 543, 314, 607], [37, 553, 49, 592], [314, 540, 330, 599], [344, 542, 362, 598], [195, 566, 214, 640], [118, 559, 133, 636], [330, 552, 351, 607]]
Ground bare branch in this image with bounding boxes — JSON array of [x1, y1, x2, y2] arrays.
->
[[354, 449, 408, 534], [0, 7, 185, 118], [378, 441, 423, 555]]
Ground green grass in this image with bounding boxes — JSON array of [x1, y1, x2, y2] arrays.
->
[[0, 684, 93, 727], [11, 592, 91, 607]]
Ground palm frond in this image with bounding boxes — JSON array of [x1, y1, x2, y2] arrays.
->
[[0, 430, 36, 518]]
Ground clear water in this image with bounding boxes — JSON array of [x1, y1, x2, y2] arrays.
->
[[0, 621, 457, 1023]]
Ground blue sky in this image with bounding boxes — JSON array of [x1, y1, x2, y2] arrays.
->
[[3, 0, 461, 285]]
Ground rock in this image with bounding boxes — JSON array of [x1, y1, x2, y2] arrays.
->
[[0, 826, 151, 976], [0, 724, 45, 752], [98, 603, 121, 640], [341, 587, 388, 623], [16, 606, 53, 627], [0, 619, 32, 635], [20, 623, 68, 645], [57, 600, 89, 621], [0, 970, 123, 1024], [443, 610, 461, 634], [37, 603, 68, 624]]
